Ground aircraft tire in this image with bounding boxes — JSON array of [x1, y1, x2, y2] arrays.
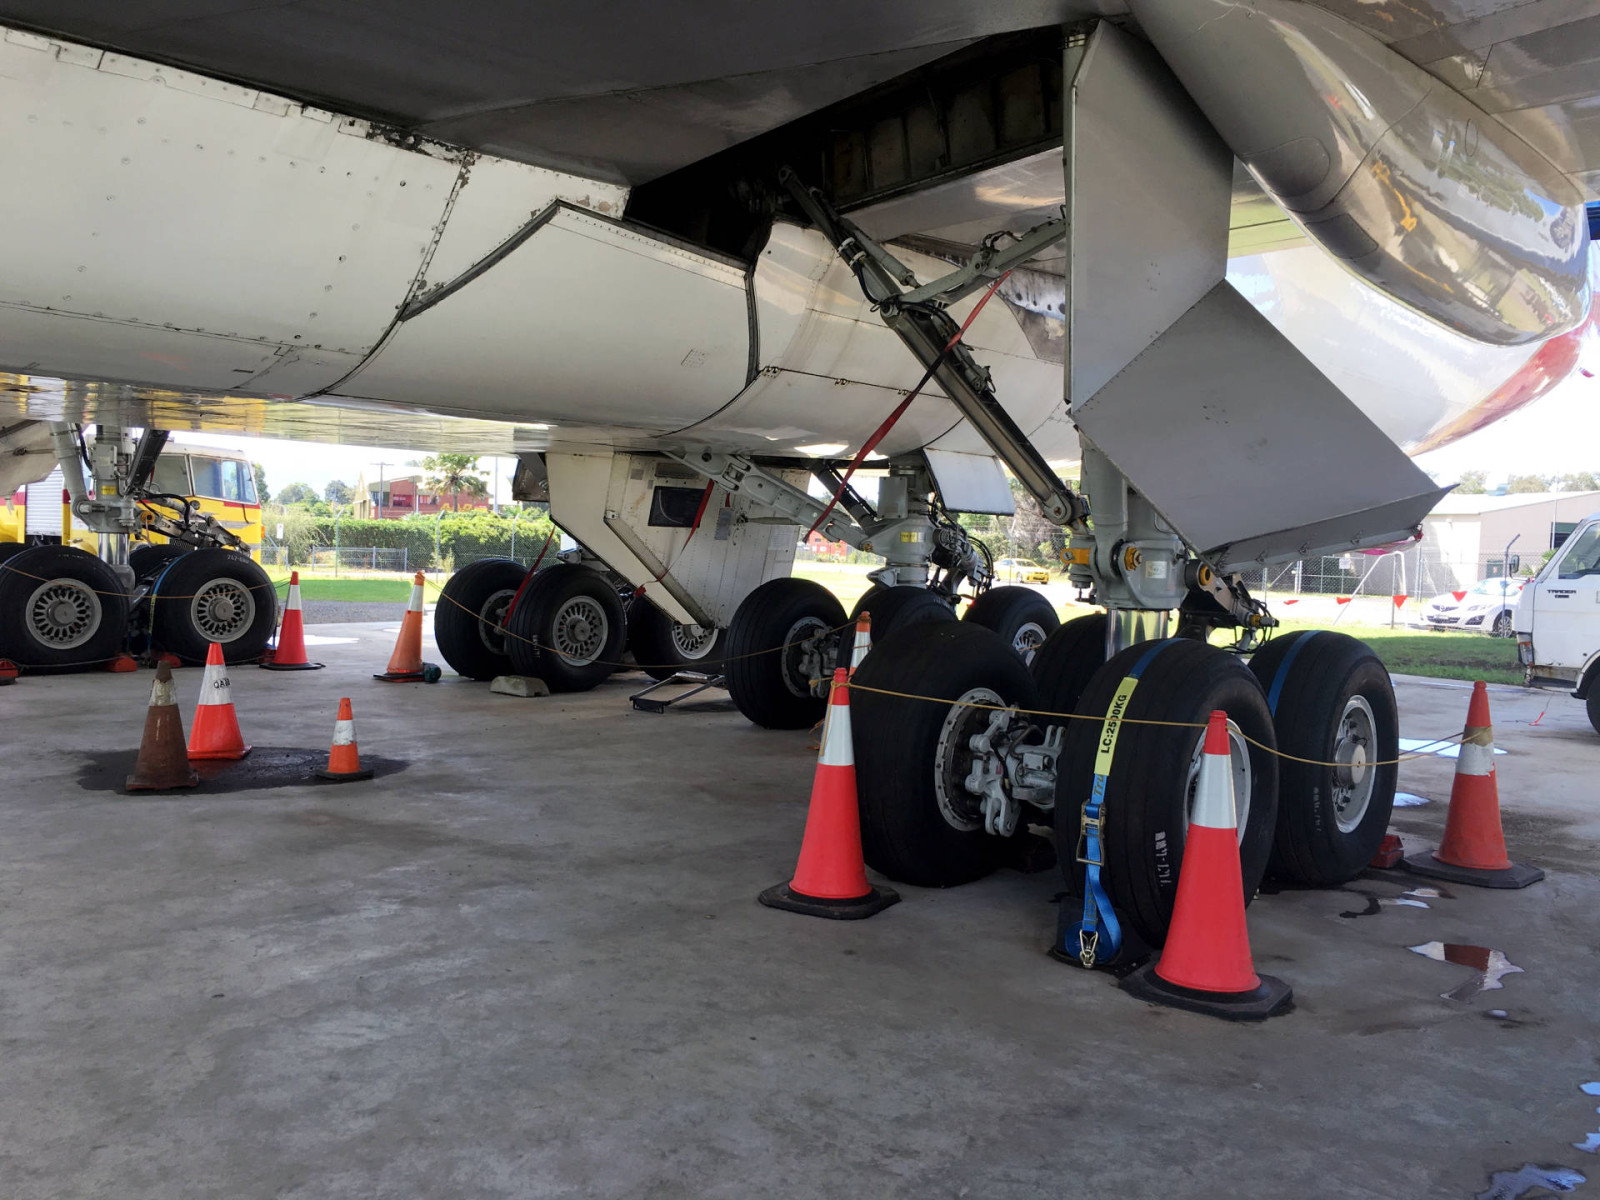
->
[[848, 584, 955, 656], [1249, 631, 1398, 886], [504, 563, 627, 692], [626, 596, 725, 681], [963, 585, 1059, 663], [128, 543, 189, 582], [0, 543, 129, 671], [435, 557, 527, 680], [1028, 611, 1109, 723], [149, 548, 276, 664], [852, 620, 1039, 887], [724, 577, 845, 729], [1055, 638, 1278, 948]]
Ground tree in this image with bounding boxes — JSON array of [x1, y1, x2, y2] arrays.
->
[[324, 479, 353, 505], [1557, 471, 1600, 491], [252, 462, 268, 503], [276, 482, 317, 506], [1506, 473, 1550, 494], [1454, 469, 1488, 494], [421, 453, 489, 511]]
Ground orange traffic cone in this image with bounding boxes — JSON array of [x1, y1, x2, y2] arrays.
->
[[315, 697, 375, 782], [1123, 710, 1292, 1020], [759, 668, 899, 919], [375, 571, 438, 682], [261, 571, 324, 671], [848, 612, 871, 676], [1403, 681, 1543, 888], [126, 661, 200, 790], [188, 641, 252, 760]]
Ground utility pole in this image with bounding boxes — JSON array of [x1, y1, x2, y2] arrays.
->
[[374, 461, 393, 518]]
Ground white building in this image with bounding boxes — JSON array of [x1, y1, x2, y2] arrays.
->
[[1420, 492, 1600, 587]]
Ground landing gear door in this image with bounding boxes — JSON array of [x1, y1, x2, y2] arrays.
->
[[1062, 20, 1446, 568]]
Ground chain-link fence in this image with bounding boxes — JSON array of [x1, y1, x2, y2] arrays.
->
[[307, 545, 411, 573], [1242, 547, 1539, 601]]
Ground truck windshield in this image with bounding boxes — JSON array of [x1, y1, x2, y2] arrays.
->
[[1558, 526, 1600, 579]]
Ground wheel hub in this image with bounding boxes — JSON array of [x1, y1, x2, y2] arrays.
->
[[670, 622, 715, 659], [1012, 621, 1047, 664], [478, 588, 517, 655], [190, 579, 255, 644], [26, 578, 101, 649], [1330, 696, 1378, 833], [935, 687, 1005, 833], [551, 596, 607, 664], [779, 616, 829, 697]]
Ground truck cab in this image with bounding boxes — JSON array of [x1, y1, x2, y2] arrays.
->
[[1514, 511, 1600, 733]]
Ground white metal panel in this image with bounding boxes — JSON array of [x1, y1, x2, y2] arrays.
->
[[0, 305, 280, 389], [335, 208, 749, 430], [1066, 22, 1233, 404], [922, 450, 1016, 515], [0, 34, 456, 372], [24, 467, 64, 536]]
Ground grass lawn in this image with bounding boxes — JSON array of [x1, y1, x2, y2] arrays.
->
[[1265, 620, 1523, 685], [266, 575, 412, 602]]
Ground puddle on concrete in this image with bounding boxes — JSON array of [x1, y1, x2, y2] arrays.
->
[[1574, 1084, 1600, 1154], [1409, 941, 1525, 1001], [1399, 737, 1506, 759], [1340, 887, 1445, 918], [1477, 1163, 1586, 1199], [1394, 792, 1431, 806], [79, 747, 409, 795]]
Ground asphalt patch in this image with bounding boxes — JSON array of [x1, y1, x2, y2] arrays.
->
[[78, 746, 409, 794]]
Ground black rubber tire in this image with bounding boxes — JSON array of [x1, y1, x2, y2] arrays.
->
[[853, 621, 1040, 887], [627, 596, 725, 681], [503, 563, 627, 692], [725, 577, 847, 729], [1054, 639, 1279, 948], [1248, 630, 1399, 886], [0, 544, 129, 670], [1490, 611, 1514, 638], [148, 548, 277, 664], [435, 557, 528, 680], [963, 585, 1060, 663], [0, 542, 32, 565], [1029, 612, 1109, 723], [1587, 686, 1600, 737], [128, 543, 188, 581], [849, 584, 956, 647]]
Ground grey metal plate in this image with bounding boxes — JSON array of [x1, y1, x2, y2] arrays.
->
[[1073, 282, 1450, 568]]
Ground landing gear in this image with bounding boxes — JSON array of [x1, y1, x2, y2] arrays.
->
[[724, 578, 846, 729], [627, 596, 726, 681], [435, 557, 527, 680], [1053, 639, 1279, 948], [963, 585, 1059, 663], [148, 548, 276, 664], [1248, 630, 1398, 886], [505, 563, 627, 692], [127, 543, 188, 582], [0, 544, 129, 670], [849, 584, 956, 646], [852, 622, 1042, 886]]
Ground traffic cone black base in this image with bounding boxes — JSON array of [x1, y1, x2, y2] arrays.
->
[[315, 764, 376, 782], [374, 662, 442, 683], [1121, 964, 1293, 1022], [1400, 853, 1543, 890], [262, 658, 325, 672], [758, 880, 900, 921]]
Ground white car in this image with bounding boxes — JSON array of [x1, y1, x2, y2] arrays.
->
[[1515, 513, 1600, 735], [1415, 576, 1527, 637]]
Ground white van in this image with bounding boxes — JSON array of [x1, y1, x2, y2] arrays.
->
[[1514, 511, 1600, 734]]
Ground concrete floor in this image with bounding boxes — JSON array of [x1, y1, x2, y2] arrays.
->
[[2, 623, 1597, 1199]]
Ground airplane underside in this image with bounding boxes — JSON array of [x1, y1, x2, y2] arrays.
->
[[0, 2, 1596, 945]]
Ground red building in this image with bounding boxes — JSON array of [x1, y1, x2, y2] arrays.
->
[[355, 473, 491, 519]]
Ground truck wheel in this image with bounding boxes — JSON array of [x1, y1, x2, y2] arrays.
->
[[128, 543, 188, 581], [963, 585, 1060, 663], [149, 548, 277, 664], [1249, 630, 1398, 885], [853, 621, 1040, 886], [435, 557, 527, 680], [725, 577, 846, 729], [1055, 639, 1279, 948], [503, 563, 626, 692], [1029, 612, 1108, 722], [849, 584, 956, 648], [0, 544, 129, 670], [627, 597, 725, 681], [1588, 687, 1600, 736]]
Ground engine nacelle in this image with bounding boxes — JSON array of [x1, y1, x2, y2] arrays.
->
[[1130, 0, 1590, 346]]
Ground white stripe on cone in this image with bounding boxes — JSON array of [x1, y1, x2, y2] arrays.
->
[[332, 719, 355, 747], [197, 657, 233, 705], [1457, 736, 1495, 778], [406, 581, 424, 612], [149, 676, 176, 708], [285, 581, 303, 611], [850, 624, 870, 672], [1191, 733, 1237, 830], [818, 689, 854, 767]]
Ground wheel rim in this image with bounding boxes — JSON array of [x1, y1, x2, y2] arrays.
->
[[779, 616, 828, 697], [1012, 620, 1048, 664], [933, 687, 1003, 832], [549, 595, 609, 666], [670, 622, 716, 660], [189, 577, 256, 644], [1184, 720, 1252, 844], [1492, 613, 1512, 637], [25, 577, 102, 650], [1330, 695, 1377, 833], [478, 587, 517, 655]]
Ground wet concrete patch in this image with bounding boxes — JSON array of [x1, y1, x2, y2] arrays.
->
[[1409, 941, 1525, 1001], [1338, 886, 1446, 918], [77, 747, 409, 794], [1477, 1163, 1585, 1199]]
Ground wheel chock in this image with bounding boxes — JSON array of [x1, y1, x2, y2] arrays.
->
[[490, 675, 550, 698]]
